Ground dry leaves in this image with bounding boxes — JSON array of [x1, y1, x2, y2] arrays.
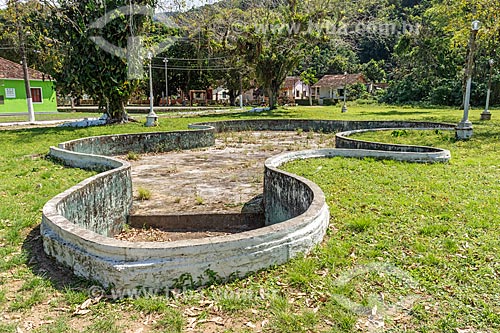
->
[[72, 295, 102, 316]]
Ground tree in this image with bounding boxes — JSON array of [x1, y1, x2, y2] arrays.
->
[[173, 1, 255, 106], [300, 68, 317, 106], [363, 59, 386, 83], [42, 0, 163, 122], [240, 0, 338, 109]]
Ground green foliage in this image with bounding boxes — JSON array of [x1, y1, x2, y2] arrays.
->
[[346, 83, 366, 101], [0, 1, 58, 75], [137, 187, 152, 201], [384, 0, 500, 106], [362, 59, 386, 83], [43, 0, 160, 121], [126, 151, 140, 161]]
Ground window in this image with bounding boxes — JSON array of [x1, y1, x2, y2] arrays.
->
[[31, 87, 42, 103]]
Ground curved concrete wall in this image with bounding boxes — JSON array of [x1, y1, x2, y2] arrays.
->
[[41, 119, 453, 294], [190, 119, 455, 134], [334, 128, 452, 163]]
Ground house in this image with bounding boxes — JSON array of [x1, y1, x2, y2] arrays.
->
[[312, 73, 367, 103], [212, 86, 230, 102], [281, 76, 310, 101], [0, 57, 57, 113]]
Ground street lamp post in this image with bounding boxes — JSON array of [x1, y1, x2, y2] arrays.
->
[[480, 59, 494, 120], [239, 72, 244, 109], [145, 51, 158, 127], [341, 72, 348, 113], [456, 20, 481, 140], [163, 58, 169, 106]]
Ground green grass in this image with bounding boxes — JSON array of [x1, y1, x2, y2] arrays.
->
[[0, 104, 498, 332], [283, 126, 500, 332]]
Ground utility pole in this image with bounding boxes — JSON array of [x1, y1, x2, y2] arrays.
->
[[14, 1, 35, 122], [163, 58, 168, 106]]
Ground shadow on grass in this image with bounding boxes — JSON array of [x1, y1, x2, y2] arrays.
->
[[367, 109, 432, 116], [469, 124, 500, 140], [22, 225, 92, 291], [196, 109, 298, 120]]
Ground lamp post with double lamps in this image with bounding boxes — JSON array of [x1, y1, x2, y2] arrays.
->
[[145, 51, 158, 127], [480, 59, 494, 120], [456, 20, 480, 140]]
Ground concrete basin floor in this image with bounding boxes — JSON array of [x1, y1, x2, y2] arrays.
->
[[115, 131, 336, 242]]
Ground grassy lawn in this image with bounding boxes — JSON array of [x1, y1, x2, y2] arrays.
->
[[0, 104, 498, 332]]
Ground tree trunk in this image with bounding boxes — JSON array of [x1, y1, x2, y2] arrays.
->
[[107, 97, 128, 123], [268, 86, 279, 110], [309, 86, 313, 106], [228, 89, 236, 106]]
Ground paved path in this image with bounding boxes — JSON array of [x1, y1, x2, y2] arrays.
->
[[0, 117, 106, 128], [0, 119, 98, 128], [0, 108, 243, 129]]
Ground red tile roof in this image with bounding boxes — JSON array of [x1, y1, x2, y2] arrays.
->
[[283, 76, 301, 89], [312, 73, 367, 88], [0, 56, 48, 80]]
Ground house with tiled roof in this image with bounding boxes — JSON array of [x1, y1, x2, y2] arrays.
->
[[0, 56, 57, 113], [280, 76, 311, 102], [312, 73, 367, 103]]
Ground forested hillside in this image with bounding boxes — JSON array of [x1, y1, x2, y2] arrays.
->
[[1, 0, 498, 111]]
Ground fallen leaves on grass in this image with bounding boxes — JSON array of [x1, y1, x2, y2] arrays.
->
[[73, 295, 102, 316]]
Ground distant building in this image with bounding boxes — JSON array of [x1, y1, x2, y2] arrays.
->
[[312, 73, 367, 103], [212, 87, 230, 102], [281, 76, 310, 101], [0, 57, 57, 113]]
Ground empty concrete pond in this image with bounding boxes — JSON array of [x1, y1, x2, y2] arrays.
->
[[119, 131, 336, 242], [41, 119, 454, 294]]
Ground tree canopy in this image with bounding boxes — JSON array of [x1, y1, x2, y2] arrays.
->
[[0, 0, 498, 112]]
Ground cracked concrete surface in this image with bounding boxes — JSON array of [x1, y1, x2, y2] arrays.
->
[[127, 131, 337, 216]]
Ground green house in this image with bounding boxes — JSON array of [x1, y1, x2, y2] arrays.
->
[[0, 57, 57, 113]]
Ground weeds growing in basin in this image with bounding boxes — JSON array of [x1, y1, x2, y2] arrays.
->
[[0, 105, 499, 332], [136, 187, 152, 201], [194, 194, 204, 205], [126, 151, 140, 161]]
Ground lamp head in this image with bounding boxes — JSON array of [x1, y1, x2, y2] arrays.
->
[[147, 51, 153, 60], [471, 20, 481, 31], [489, 59, 494, 66]]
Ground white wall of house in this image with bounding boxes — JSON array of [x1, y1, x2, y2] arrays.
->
[[294, 81, 310, 99], [284, 80, 310, 99], [316, 87, 341, 99], [212, 87, 230, 101]]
